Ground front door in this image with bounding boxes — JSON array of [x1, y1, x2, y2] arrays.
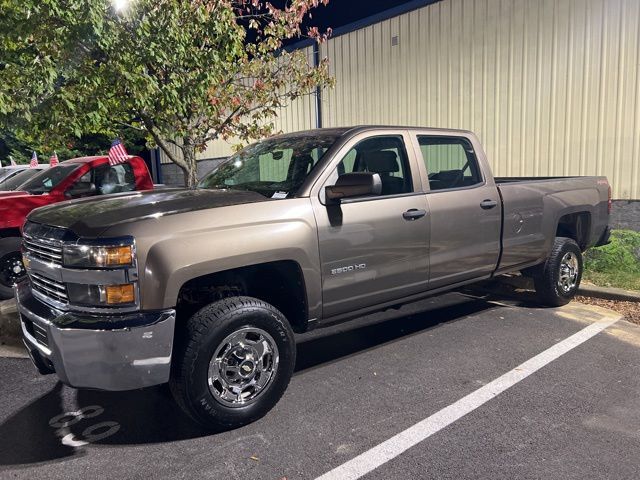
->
[[311, 133, 430, 318]]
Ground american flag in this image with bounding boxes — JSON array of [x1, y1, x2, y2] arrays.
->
[[108, 139, 129, 166], [29, 151, 38, 168], [49, 151, 59, 167]]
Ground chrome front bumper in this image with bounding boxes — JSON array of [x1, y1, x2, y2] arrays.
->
[[16, 281, 175, 391]]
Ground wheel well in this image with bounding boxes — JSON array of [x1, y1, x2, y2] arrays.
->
[[556, 212, 590, 250], [176, 260, 309, 333], [0, 229, 21, 239]]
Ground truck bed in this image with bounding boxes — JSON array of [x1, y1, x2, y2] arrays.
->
[[494, 175, 610, 274], [495, 176, 583, 183]]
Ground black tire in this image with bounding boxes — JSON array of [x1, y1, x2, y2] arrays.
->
[[0, 237, 25, 300], [533, 237, 583, 307], [170, 296, 296, 431]]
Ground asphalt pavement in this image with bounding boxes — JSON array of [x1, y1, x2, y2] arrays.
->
[[0, 288, 639, 479]]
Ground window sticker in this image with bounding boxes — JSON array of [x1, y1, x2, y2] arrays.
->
[[271, 191, 288, 199]]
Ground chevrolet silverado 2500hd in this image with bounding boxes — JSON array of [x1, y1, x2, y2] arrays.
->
[[16, 127, 611, 429], [0, 155, 153, 299]]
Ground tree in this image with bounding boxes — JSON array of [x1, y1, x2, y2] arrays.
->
[[0, 128, 147, 165], [0, 128, 30, 164], [0, 0, 333, 186]]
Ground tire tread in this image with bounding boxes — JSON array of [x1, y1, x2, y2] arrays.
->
[[170, 296, 295, 430]]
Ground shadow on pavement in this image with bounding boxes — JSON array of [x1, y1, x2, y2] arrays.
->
[[0, 293, 506, 466], [0, 383, 80, 467], [295, 296, 496, 372]]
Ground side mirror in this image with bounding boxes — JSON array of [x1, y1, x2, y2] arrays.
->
[[325, 172, 382, 204], [65, 182, 96, 199]]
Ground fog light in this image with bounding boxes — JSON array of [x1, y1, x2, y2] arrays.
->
[[105, 284, 135, 304]]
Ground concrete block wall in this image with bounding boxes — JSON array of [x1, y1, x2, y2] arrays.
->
[[611, 201, 640, 232]]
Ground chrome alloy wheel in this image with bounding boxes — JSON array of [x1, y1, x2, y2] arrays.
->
[[557, 252, 579, 293], [208, 327, 279, 407]]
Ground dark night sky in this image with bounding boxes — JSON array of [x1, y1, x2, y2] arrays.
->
[[302, 1, 418, 31]]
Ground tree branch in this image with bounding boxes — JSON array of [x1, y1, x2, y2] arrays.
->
[[139, 113, 188, 170]]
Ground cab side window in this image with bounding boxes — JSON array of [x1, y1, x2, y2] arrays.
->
[[93, 163, 137, 195], [334, 136, 412, 196], [418, 136, 482, 191]]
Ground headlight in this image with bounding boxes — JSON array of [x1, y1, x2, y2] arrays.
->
[[67, 283, 136, 306], [64, 244, 134, 268]]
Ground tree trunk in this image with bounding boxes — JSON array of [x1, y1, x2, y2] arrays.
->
[[182, 137, 198, 188]]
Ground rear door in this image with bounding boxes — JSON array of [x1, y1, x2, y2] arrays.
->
[[310, 130, 430, 318], [411, 132, 501, 288]]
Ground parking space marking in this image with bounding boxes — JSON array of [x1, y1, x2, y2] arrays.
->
[[316, 315, 621, 480]]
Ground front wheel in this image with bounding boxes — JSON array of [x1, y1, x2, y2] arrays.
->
[[0, 237, 25, 300], [170, 296, 296, 430], [533, 237, 583, 307]]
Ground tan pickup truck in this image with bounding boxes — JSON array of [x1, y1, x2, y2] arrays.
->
[[16, 126, 611, 429]]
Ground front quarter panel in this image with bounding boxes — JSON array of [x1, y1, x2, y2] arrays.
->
[[103, 198, 322, 320]]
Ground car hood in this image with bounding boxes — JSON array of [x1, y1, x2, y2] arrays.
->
[[0, 191, 30, 199], [27, 188, 271, 237]]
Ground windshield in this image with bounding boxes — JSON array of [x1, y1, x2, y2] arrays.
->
[[197, 134, 341, 198], [0, 169, 44, 191], [0, 168, 24, 183], [19, 164, 80, 194]]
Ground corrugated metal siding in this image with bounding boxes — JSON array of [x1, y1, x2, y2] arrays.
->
[[318, 0, 640, 199]]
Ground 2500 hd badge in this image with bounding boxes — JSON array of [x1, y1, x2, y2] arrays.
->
[[331, 263, 367, 275]]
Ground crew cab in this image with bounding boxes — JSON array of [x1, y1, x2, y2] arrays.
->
[[15, 127, 610, 430], [0, 155, 153, 298]]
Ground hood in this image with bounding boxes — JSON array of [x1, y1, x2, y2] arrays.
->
[[0, 192, 57, 229], [27, 188, 271, 237], [0, 191, 30, 199]]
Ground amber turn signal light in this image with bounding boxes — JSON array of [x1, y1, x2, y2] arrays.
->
[[105, 284, 135, 304], [104, 246, 134, 267]]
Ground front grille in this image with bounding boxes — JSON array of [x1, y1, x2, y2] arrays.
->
[[22, 317, 49, 348], [29, 271, 68, 304], [23, 237, 63, 265]]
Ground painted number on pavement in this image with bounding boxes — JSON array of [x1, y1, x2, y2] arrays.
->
[[48, 405, 121, 447]]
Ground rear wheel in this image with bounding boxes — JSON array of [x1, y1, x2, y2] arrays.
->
[[0, 237, 25, 300], [533, 237, 583, 306], [170, 296, 296, 430]]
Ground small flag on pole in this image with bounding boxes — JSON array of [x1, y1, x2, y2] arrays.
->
[[108, 139, 128, 166], [49, 151, 59, 167], [29, 151, 39, 168], [10, 156, 17, 166]]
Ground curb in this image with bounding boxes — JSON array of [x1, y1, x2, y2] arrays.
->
[[0, 298, 20, 343], [0, 298, 26, 358], [0, 298, 17, 315], [577, 284, 640, 302]]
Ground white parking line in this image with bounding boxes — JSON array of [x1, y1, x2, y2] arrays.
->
[[316, 315, 621, 480]]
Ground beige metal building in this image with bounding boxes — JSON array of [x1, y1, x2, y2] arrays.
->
[[170, 0, 640, 200]]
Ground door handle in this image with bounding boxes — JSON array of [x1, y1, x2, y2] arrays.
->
[[403, 209, 427, 221], [480, 199, 498, 210]]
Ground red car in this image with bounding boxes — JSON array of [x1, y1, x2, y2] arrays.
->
[[0, 155, 153, 299]]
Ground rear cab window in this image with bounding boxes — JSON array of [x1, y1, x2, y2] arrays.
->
[[417, 136, 483, 191]]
